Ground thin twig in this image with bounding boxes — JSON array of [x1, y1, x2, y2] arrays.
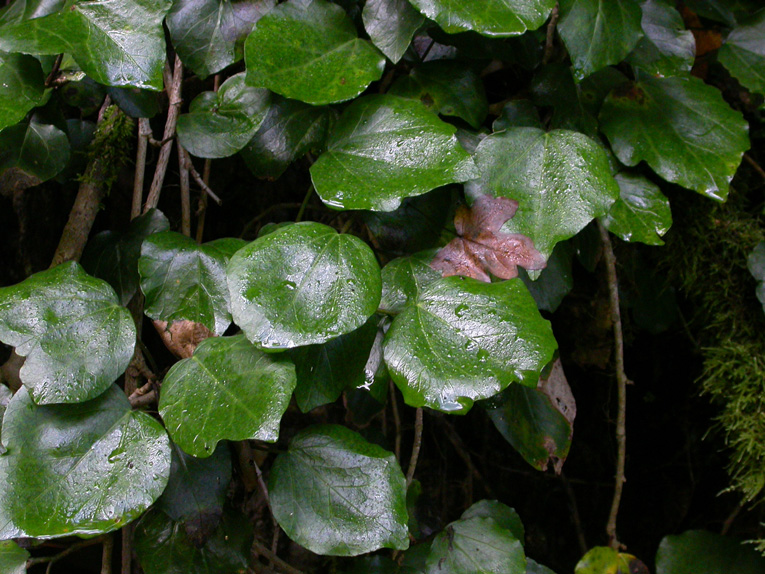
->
[[144, 55, 183, 213], [435, 417, 495, 498], [178, 142, 191, 236], [251, 457, 280, 554], [121, 523, 133, 574], [44, 54, 63, 88], [721, 498, 744, 535], [295, 185, 314, 223], [542, 4, 560, 65], [251, 540, 307, 574], [132, 118, 152, 219], [27, 536, 107, 569], [598, 220, 629, 550], [560, 472, 588, 555], [195, 75, 219, 243], [187, 156, 222, 205], [101, 534, 113, 574], [389, 380, 402, 461], [744, 153, 765, 182], [406, 408, 423, 488]]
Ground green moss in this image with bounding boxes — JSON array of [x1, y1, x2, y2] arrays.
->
[[79, 105, 134, 190]]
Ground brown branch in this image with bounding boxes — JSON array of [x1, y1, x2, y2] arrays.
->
[[598, 220, 629, 550], [132, 118, 152, 220], [121, 523, 133, 574], [143, 55, 183, 213], [187, 155, 222, 206], [389, 380, 402, 460], [101, 534, 113, 574], [250, 456, 280, 554], [405, 407, 423, 488], [195, 75, 219, 243], [178, 142, 191, 237], [44, 54, 63, 88], [542, 4, 560, 65], [251, 540, 307, 574], [744, 153, 765, 182]]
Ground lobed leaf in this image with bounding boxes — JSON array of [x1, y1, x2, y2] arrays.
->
[[626, 0, 695, 77], [0, 51, 44, 130], [718, 10, 765, 97], [362, 0, 424, 63]]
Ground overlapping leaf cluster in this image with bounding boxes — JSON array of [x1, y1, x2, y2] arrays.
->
[[0, 0, 762, 572]]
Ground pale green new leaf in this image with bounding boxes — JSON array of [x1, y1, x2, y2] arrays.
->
[[0, 262, 135, 405], [269, 424, 409, 556], [159, 335, 296, 457], [576, 546, 648, 574], [0, 386, 170, 539], [310, 95, 478, 211], [362, 0, 424, 63], [0, 51, 44, 130], [600, 172, 672, 245], [718, 10, 765, 97]]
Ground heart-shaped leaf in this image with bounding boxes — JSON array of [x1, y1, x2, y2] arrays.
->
[[362, 0, 424, 63], [0, 51, 44, 130], [475, 127, 620, 260], [269, 424, 409, 556], [655, 530, 765, 574], [227, 222, 381, 349], [0, 262, 136, 405], [244, 0, 385, 105], [407, 0, 556, 37], [0, 540, 29, 574], [460, 500, 525, 544], [558, 0, 644, 80], [600, 75, 749, 201], [167, 0, 276, 79], [718, 10, 765, 97], [177, 73, 271, 159], [380, 251, 442, 314], [576, 546, 649, 574], [240, 95, 335, 180], [0, 385, 170, 539], [600, 172, 672, 246], [159, 335, 296, 457], [0, 121, 70, 188], [82, 209, 170, 305], [0, 0, 173, 90], [384, 276, 557, 413], [626, 0, 695, 77], [310, 95, 478, 211], [139, 232, 246, 336]]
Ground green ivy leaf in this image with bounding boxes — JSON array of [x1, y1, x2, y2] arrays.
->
[[240, 95, 335, 180], [407, 0, 556, 37], [159, 335, 296, 457], [0, 385, 170, 539], [529, 64, 598, 136], [167, 0, 276, 79], [362, 0, 424, 63], [0, 120, 70, 185], [528, 559, 558, 574], [134, 507, 252, 574], [747, 242, 765, 314], [655, 530, 765, 574], [519, 241, 574, 313], [0, 51, 44, 130], [0, 0, 173, 90], [475, 127, 620, 260], [176, 73, 270, 159], [0, 540, 29, 574], [290, 318, 379, 412], [227, 222, 381, 349], [600, 172, 672, 246], [558, 0, 644, 80], [718, 10, 765, 97], [493, 100, 542, 131], [460, 500, 525, 544], [384, 276, 557, 413], [599, 75, 750, 201], [82, 209, 170, 306], [379, 252, 442, 314], [390, 60, 488, 129], [310, 95, 478, 211], [269, 424, 409, 556], [576, 546, 649, 574], [0, 262, 135, 405], [244, 0, 385, 105], [626, 0, 695, 77], [139, 232, 246, 335], [106, 86, 160, 118]]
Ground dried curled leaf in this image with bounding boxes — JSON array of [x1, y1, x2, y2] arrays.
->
[[431, 194, 546, 281], [153, 320, 215, 359]]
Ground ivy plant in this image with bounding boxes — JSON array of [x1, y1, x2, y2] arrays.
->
[[0, 0, 763, 572]]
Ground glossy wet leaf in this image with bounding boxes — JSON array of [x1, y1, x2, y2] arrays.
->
[[0, 121, 70, 186], [390, 60, 488, 128], [384, 276, 557, 413], [380, 252, 442, 314], [244, 0, 385, 105], [310, 95, 478, 211], [747, 242, 765, 314], [407, 0, 556, 37], [0, 262, 135, 405], [0, 51, 44, 130], [269, 424, 409, 556], [528, 559, 558, 574], [0, 385, 170, 539], [167, 0, 276, 79], [177, 73, 270, 159], [0, 0, 172, 90], [134, 507, 252, 574], [718, 10, 765, 97], [655, 530, 765, 574], [460, 500, 525, 544], [228, 222, 381, 349], [0, 540, 29, 574], [558, 0, 644, 80], [600, 172, 672, 246], [425, 515, 525, 573], [475, 127, 620, 260], [599, 75, 750, 201], [140, 232, 246, 335], [519, 241, 574, 313], [362, 0, 424, 63], [82, 209, 169, 305], [626, 0, 695, 77], [240, 95, 335, 179], [576, 546, 649, 574], [431, 193, 546, 282], [159, 335, 296, 458], [290, 318, 379, 412]]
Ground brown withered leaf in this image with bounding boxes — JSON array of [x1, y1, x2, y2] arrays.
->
[[431, 194, 546, 281], [153, 320, 215, 359], [538, 359, 576, 474]]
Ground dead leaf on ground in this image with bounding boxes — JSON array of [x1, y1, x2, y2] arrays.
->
[[153, 320, 215, 359], [538, 359, 576, 474], [430, 194, 546, 281]]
